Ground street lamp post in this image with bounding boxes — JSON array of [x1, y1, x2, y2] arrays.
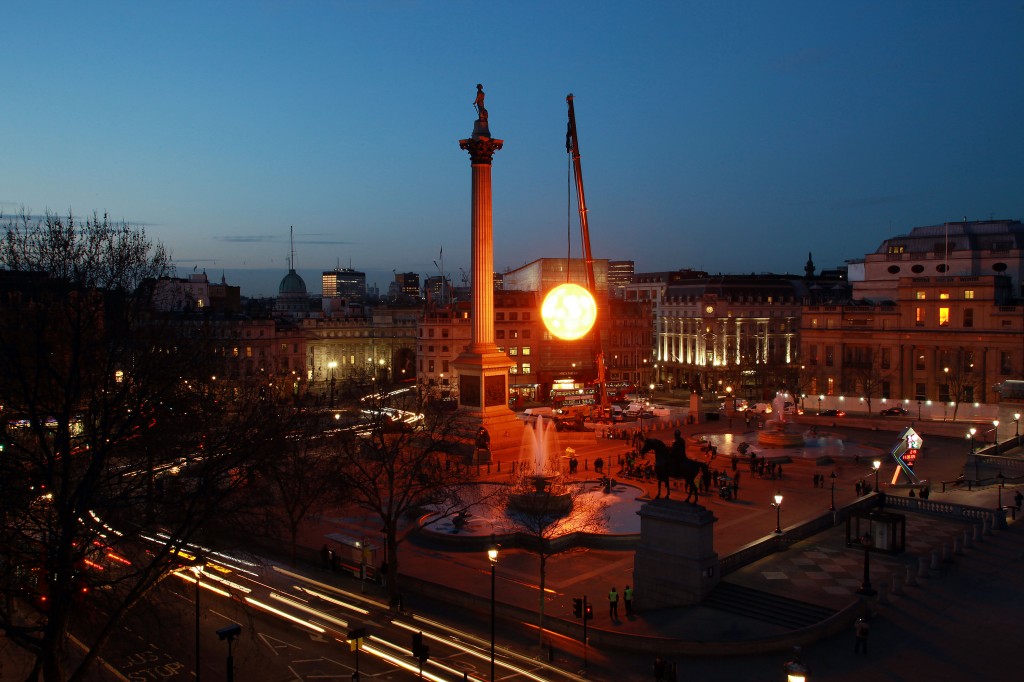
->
[[872, 460, 881, 493], [193, 563, 202, 682], [328, 360, 337, 408], [488, 541, 499, 682], [997, 473, 1005, 510], [856, 531, 876, 595], [917, 399, 922, 420], [993, 419, 1000, 455], [818, 395, 823, 415], [772, 493, 783, 534], [969, 428, 978, 480], [829, 471, 837, 512], [1015, 413, 1021, 445], [783, 645, 810, 682]]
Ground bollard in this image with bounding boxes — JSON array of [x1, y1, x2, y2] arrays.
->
[[930, 549, 941, 572], [918, 556, 929, 579], [891, 572, 903, 596], [878, 580, 890, 605], [964, 528, 973, 549], [942, 543, 952, 563], [954, 538, 963, 556], [906, 564, 918, 587]]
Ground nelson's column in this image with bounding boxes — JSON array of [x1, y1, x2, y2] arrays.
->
[[455, 85, 524, 461]]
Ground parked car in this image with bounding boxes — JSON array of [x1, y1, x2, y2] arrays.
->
[[820, 409, 846, 417], [880, 406, 910, 416]]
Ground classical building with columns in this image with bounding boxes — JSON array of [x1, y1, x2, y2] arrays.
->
[[629, 271, 813, 400]]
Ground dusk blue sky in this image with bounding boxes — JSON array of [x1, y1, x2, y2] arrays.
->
[[4, 2, 1023, 297]]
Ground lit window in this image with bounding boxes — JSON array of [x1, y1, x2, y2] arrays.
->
[[964, 290, 975, 299], [916, 291, 926, 300], [915, 307, 925, 325], [939, 292, 950, 300], [508, 347, 518, 356], [521, 363, 531, 374], [522, 346, 531, 356], [939, 307, 949, 326]]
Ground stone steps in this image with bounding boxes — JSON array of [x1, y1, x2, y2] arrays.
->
[[702, 582, 837, 630]]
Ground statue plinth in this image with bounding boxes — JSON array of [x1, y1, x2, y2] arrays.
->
[[633, 499, 719, 609]]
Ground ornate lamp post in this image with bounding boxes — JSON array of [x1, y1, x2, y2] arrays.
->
[[968, 428, 978, 480], [1015, 413, 1021, 445], [872, 460, 881, 493], [856, 531, 876, 595], [772, 492, 783, 534], [328, 360, 337, 408], [818, 395, 823, 415], [993, 419, 1000, 455], [488, 541, 499, 681], [829, 471, 837, 511]]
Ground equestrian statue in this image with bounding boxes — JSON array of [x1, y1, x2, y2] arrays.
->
[[640, 430, 709, 503]]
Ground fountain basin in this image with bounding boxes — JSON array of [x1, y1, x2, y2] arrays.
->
[[757, 420, 805, 447]]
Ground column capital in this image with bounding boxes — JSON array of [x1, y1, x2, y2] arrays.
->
[[459, 136, 504, 164]]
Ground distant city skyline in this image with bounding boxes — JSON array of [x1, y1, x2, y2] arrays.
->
[[4, 2, 1022, 298]]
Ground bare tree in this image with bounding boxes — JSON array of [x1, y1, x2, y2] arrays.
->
[[260, 424, 346, 566], [323, 388, 474, 607], [843, 346, 890, 414], [491, 472, 608, 643], [0, 211, 287, 681], [942, 350, 977, 422]]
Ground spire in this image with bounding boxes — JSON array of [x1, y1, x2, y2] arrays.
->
[[804, 252, 815, 279], [289, 226, 297, 272]]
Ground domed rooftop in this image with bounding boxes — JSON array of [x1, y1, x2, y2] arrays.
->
[[278, 268, 307, 295]]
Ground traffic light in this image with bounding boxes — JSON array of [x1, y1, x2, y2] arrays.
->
[[411, 631, 429, 665], [584, 602, 593, 620], [572, 597, 583, 618]]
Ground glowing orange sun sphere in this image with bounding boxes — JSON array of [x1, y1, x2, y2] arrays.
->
[[541, 283, 597, 341]]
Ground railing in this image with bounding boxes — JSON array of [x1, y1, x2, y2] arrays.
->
[[719, 493, 1001, 576]]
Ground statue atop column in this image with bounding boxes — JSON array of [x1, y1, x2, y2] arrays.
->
[[473, 84, 488, 121]]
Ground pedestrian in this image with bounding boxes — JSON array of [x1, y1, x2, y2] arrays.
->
[[855, 480, 863, 496], [321, 544, 330, 570], [854, 617, 870, 655], [812, 473, 818, 488], [608, 586, 619, 620], [909, 488, 916, 498], [653, 655, 667, 682], [379, 560, 388, 587], [624, 585, 633, 616], [1016, 490, 1023, 511]]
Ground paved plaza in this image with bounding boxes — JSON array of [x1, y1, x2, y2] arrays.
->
[[302, 410, 1024, 681]]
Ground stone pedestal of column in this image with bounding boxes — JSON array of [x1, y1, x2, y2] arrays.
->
[[633, 499, 719, 609]]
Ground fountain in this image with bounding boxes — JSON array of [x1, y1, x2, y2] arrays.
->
[[757, 392, 806, 447], [417, 414, 645, 544], [509, 415, 572, 514]]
